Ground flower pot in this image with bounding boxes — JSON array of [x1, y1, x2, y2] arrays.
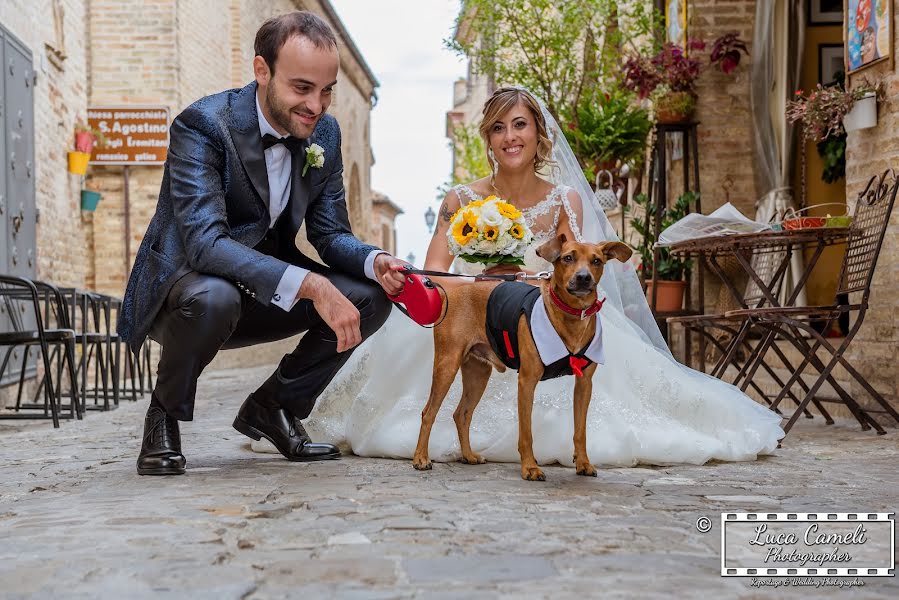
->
[[68, 151, 91, 175], [645, 279, 686, 312], [74, 131, 95, 153], [80, 189, 102, 211], [655, 92, 696, 124], [842, 92, 877, 132]]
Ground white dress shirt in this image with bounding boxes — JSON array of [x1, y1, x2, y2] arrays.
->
[[256, 93, 384, 311]]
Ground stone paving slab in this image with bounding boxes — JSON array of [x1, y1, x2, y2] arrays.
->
[[1, 365, 897, 598]]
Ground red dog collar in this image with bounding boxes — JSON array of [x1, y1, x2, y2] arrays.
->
[[549, 287, 605, 320]]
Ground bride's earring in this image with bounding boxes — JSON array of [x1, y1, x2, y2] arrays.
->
[[488, 148, 499, 177]]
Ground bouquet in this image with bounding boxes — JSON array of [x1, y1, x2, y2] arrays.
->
[[446, 195, 534, 266]]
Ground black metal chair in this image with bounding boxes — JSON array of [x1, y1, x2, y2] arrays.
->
[[0, 276, 80, 427], [666, 245, 827, 420], [725, 169, 899, 436], [58, 288, 118, 412]]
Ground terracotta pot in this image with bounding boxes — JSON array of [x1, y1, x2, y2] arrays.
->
[[654, 91, 696, 124], [656, 108, 695, 124], [645, 279, 686, 312]]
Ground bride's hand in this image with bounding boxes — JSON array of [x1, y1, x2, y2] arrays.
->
[[482, 264, 524, 277]]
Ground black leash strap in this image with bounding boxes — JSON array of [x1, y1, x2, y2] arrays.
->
[[398, 267, 552, 282]]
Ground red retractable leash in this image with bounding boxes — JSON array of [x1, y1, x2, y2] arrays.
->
[[386, 266, 553, 328]]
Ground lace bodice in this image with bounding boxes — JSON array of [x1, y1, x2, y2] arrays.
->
[[452, 184, 581, 275]]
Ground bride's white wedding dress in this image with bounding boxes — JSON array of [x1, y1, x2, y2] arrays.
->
[[274, 183, 784, 467]]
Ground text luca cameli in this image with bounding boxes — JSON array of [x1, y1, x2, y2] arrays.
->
[[720, 513, 894, 577]]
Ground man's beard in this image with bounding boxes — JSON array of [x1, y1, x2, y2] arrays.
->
[[265, 84, 317, 139]]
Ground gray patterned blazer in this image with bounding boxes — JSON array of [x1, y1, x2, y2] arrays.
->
[[117, 82, 381, 350]]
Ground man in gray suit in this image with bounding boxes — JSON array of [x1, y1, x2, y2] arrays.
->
[[119, 12, 406, 475]]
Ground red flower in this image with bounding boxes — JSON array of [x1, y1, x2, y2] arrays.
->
[[795, 89, 804, 96]]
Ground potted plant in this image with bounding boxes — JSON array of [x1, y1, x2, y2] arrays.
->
[[622, 33, 748, 123], [629, 191, 694, 311], [786, 78, 883, 191], [787, 79, 883, 141], [68, 121, 106, 175], [562, 89, 653, 184]]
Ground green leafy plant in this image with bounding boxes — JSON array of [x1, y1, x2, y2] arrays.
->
[[562, 89, 652, 178], [816, 130, 846, 184], [629, 191, 694, 281]]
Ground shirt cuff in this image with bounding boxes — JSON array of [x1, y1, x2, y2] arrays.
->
[[271, 265, 309, 311], [364, 250, 388, 282]]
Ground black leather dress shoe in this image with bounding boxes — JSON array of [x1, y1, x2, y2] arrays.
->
[[233, 394, 340, 461], [137, 406, 186, 475]]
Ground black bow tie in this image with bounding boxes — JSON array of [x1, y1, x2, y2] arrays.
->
[[261, 133, 304, 154]]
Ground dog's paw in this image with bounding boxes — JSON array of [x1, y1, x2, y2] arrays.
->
[[412, 456, 432, 471], [460, 453, 486, 465], [576, 462, 598, 477], [521, 466, 546, 481]]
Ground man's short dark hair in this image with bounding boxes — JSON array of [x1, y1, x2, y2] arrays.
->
[[254, 11, 337, 74]]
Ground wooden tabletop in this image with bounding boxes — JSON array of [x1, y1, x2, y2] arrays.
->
[[666, 227, 850, 255]]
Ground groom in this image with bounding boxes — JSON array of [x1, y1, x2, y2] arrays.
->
[[118, 11, 406, 476]]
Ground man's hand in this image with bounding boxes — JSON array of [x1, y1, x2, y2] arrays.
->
[[297, 273, 361, 352], [373, 253, 408, 296]]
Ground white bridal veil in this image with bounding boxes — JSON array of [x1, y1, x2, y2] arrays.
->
[[534, 92, 671, 355]]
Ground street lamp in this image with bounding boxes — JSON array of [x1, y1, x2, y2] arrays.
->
[[424, 206, 436, 233]]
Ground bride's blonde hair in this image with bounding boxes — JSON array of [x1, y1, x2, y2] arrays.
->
[[479, 87, 554, 175]]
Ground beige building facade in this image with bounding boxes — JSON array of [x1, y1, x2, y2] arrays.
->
[[0, 0, 387, 298]]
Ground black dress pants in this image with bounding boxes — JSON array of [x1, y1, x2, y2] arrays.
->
[[148, 266, 392, 421]]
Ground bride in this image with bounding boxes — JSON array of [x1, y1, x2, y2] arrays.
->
[[255, 87, 784, 467]]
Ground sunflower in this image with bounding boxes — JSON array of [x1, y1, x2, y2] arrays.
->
[[482, 225, 499, 241], [497, 201, 521, 220], [452, 209, 479, 245], [467, 199, 486, 208], [509, 223, 525, 239]]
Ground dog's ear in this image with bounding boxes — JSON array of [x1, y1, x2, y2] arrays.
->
[[598, 241, 633, 263], [536, 234, 567, 263]]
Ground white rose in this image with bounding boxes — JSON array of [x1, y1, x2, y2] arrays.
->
[[480, 205, 503, 227]]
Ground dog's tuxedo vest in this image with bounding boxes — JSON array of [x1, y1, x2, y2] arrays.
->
[[485, 282, 605, 380]]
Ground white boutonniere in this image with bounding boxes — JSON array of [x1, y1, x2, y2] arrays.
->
[[303, 143, 325, 176]]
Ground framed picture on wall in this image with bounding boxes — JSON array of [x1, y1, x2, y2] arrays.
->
[[809, 0, 843, 25], [818, 44, 845, 84], [846, 0, 893, 74], [665, 0, 687, 49]]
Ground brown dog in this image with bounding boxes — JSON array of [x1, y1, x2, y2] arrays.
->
[[412, 235, 633, 481]]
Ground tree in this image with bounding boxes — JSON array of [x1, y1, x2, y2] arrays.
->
[[447, 0, 658, 125]]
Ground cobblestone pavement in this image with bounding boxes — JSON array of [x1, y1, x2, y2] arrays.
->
[[1, 365, 897, 599]]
